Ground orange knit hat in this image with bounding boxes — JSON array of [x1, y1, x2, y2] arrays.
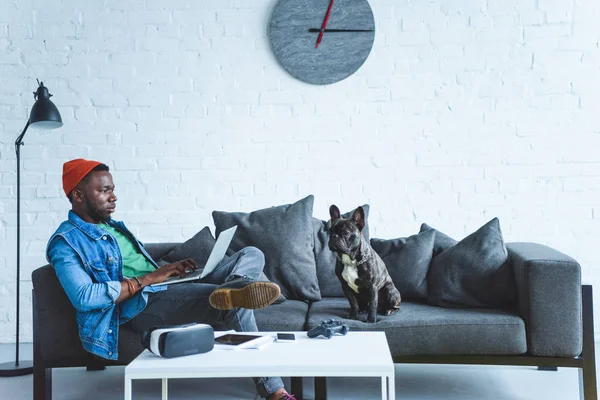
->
[[62, 158, 103, 197]]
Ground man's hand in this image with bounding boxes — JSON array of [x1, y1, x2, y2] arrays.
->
[[142, 258, 199, 286], [116, 259, 199, 303]]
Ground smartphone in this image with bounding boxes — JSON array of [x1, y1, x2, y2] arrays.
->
[[276, 332, 296, 342]]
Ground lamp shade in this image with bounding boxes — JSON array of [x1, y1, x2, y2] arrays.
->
[[29, 82, 63, 129]]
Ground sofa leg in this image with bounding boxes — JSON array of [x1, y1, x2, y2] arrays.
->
[[315, 377, 327, 400], [538, 366, 558, 371], [33, 365, 52, 400], [580, 285, 598, 400], [291, 377, 303, 400], [86, 364, 106, 371], [86, 353, 106, 371]]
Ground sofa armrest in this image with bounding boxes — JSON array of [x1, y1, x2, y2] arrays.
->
[[32, 264, 90, 364], [507, 242, 582, 357]]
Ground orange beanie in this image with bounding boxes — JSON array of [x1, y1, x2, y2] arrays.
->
[[62, 158, 103, 197]]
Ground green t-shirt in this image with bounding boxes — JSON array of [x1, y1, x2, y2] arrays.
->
[[100, 223, 156, 278]]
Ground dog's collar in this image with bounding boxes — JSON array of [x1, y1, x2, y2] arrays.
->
[[335, 243, 373, 267]]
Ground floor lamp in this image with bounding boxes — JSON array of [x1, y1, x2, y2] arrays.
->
[[0, 80, 63, 377]]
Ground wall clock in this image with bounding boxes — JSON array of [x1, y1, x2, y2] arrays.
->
[[268, 0, 375, 85]]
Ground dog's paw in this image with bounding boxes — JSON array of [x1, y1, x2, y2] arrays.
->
[[366, 314, 377, 323]]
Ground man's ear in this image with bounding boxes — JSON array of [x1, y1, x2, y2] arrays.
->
[[71, 188, 84, 203], [351, 206, 365, 231], [329, 205, 341, 223]]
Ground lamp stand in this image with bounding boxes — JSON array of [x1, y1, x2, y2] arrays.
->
[[0, 121, 34, 377]]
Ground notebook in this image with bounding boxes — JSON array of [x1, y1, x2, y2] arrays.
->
[[150, 225, 237, 286]]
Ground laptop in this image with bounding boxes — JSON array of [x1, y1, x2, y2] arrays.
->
[[150, 225, 238, 286]]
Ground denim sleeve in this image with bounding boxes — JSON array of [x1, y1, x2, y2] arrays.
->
[[47, 237, 122, 312]]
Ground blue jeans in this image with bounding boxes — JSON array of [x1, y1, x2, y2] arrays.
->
[[123, 247, 284, 398]]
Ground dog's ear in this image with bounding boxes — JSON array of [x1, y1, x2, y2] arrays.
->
[[329, 205, 341, 223], [351, 206, 365, 231]]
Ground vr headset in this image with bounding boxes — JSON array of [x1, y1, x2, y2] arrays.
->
[[141, 323, 214, 358]]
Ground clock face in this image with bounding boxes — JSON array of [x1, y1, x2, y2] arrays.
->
[[268, 0, 375, 85]]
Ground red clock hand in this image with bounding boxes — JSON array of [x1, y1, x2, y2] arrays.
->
[[316, 0, 335, 48]]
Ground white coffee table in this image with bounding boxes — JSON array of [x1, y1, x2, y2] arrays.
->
[[124, 331, 395, 400]]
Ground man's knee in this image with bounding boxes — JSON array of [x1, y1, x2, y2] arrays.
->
[[241, 246, 265, 265]]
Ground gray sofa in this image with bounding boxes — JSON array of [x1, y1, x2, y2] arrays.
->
[[32, 240, 597, 400]]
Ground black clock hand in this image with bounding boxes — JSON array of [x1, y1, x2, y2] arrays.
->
[[309, 29, 374, 33]]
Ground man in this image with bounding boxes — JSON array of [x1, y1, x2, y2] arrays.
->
[[46, 158, 295, 400]]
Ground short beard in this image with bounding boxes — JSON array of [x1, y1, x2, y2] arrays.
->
[[94, 212, 111, 223], [84, 196, 110, 223]]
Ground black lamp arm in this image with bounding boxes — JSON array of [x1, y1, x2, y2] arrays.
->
[[14, 120, 30, 155]]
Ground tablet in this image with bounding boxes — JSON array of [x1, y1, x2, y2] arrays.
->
[[214, 334, 262, 346]]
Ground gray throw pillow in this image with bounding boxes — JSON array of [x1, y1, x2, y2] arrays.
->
[[313, 205, 370, 298], [420, 223, 457, 257], [159, 226, 286, 303], [160, 226, 216, 267], [212, 195, 320, 302], [427, 218, 517, 309], [370, 229, 435, 301]]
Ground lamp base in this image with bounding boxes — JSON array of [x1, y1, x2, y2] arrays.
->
[[0, 360, 33, 377]]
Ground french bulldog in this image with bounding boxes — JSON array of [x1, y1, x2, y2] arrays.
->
[[328, 205, 401, 323]]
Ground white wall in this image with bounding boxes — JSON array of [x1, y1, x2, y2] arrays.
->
[[0, 0, 599, 343]]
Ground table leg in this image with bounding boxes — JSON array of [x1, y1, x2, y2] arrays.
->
[[388, 373, 395, 400], [579, 368, 584, 400], [381, 376, 387, 400], [315, 377, 327, 400], [124, 377, 132, 400], [162, 378, 168, 400]]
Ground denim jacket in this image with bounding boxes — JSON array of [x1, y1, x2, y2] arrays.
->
[[46, 211, 166, 360]]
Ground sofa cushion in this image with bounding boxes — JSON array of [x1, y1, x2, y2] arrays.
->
[[254, 300, 310, 331], [213, 195, 320, 302], [419, 223, 457, 257], [427, 218, 517, 309], [145, 243, 179, 263], [306, 298, 527, 357], [313, 205, 370, 298], [159, 226, 216, 267], [370, 229, 435, 301]]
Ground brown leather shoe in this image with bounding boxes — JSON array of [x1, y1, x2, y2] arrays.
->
[[209, 278, 281, 310]]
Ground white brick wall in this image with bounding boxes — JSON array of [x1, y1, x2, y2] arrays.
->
[[1, 0, 599, 343]]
